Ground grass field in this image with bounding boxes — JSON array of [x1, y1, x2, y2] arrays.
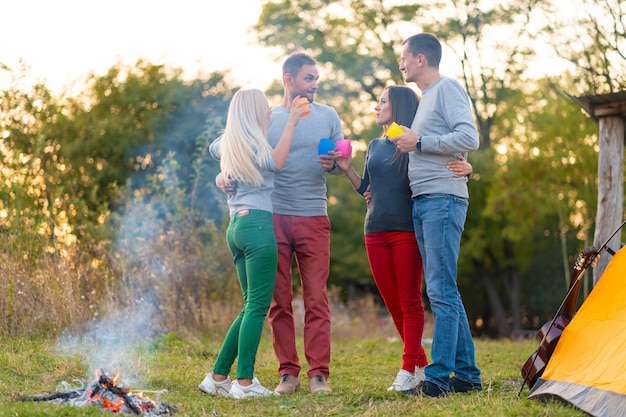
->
[[0, 331, 587, 417]]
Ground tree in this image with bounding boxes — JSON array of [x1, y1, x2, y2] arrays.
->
[[460, 77, 597, 336], [254, 0, 602, 337], [255, 0, 420, 137], [0, 63, 84, 256], [545, 0, 626, 93], [420, 0, 553, 148], [53, 60, 235, 227], [0, 61, 243, 335]]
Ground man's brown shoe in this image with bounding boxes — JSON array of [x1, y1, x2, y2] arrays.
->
[[309, 375, 332, 393], [274, 374, 301, 395]]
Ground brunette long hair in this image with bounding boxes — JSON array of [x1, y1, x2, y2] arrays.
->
[[385, 85, 419, 168]]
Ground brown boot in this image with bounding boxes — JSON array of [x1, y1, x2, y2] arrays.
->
[[309, 375, 332, 394], [274, 374, 301, 395]]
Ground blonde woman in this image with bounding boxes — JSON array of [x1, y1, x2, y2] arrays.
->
[[199, 89, 306, 399]]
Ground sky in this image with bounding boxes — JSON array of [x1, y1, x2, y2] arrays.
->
[[2, 0, 582, 97], [1, 0, 281, 94]]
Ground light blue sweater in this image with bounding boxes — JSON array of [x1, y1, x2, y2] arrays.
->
[[209, 140, 278, 216], [408, 77, 479, 198]]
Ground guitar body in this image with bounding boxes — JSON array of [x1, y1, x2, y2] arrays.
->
[[521, 316, 570, 388], [521, 247, 597, 390]]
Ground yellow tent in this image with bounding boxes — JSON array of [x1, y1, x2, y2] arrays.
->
[[528, 246, 626, 417]]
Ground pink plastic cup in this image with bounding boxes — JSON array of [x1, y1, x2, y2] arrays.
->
[[335, 139, 351, 158]]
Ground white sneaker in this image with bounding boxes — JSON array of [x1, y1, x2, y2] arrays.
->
[[414, 366, 426, 384], [199, 373, 231, 397], [230, 378, 278, 399], [387, 369, 420, 392]]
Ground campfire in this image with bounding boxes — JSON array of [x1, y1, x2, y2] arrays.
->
[[16, 368, 176, 416]]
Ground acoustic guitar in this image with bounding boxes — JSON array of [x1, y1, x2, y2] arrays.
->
[[520, 246, 598, 389]]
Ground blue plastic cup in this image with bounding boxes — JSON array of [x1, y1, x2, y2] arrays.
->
[[318, 138, 335, 155]]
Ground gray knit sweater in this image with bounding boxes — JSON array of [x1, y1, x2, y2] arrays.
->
[[408, 76, 479, 198], [208, 140, 278, 216]]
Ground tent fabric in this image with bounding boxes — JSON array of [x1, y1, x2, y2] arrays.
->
[[528, 246, 626, 417], [530, 380, 625, 417]]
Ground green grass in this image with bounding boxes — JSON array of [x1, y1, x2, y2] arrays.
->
[[0, 333, 586, 417]]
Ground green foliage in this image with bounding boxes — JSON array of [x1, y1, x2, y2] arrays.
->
[[422, 0, 553, 148], [256, 0, 619, 337], [0, 63, 238, 337], [327, 150, 371, 292], [108, 141, 238, 333], [0, 66, 96, 258], [55, 60, 235, 225], [255, 0, 413, 90], [255, 0, 420, 138], [2, 0, 624, 340], [0, 71, 116, 336], [458, 77, 599, 336]]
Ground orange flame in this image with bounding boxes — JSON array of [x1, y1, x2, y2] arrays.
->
[[88, 369, 163, 414]]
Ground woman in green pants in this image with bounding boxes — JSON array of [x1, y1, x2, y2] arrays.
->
[[199, 89, 306, 399]]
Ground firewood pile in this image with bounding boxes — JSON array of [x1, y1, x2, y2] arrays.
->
[[15, 368, 177, 416]]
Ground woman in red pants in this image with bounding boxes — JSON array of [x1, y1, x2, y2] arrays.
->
[[335, 85, 472, 392]]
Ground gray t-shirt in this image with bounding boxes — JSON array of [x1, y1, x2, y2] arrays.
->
[[408, 77, 479, 198], [267, 102, 343, 216]]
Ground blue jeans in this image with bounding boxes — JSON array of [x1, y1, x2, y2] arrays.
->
[[412, 194, 481, 390]]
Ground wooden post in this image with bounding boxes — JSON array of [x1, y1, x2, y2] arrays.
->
[[567, 91, 626, 284], [593, 116, 624, 284]]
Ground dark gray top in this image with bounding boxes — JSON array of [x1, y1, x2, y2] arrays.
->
[[358, 138, 414, 235]]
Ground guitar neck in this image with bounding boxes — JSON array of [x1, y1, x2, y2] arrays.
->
[[561, 248, 596, 320], [562, 272, 584, 320]]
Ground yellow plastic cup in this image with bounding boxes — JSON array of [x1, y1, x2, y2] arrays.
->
[[386, 122, 405, 138]]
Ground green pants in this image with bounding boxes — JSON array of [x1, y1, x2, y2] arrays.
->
[[213, 210, 277, 379]]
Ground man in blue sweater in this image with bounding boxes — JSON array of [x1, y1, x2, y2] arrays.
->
[[390, 33, 482, 398]]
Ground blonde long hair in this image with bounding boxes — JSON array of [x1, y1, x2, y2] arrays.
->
[[220, 89, 273, 186]]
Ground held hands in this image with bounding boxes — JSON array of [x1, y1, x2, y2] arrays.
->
[[216, 172, 237, 196], [363, 185, 371, 205], [334, 151, 352, 172], [447, 154, 473, 177], [389, 126, 419, 153], [319, 152, 337, 171]]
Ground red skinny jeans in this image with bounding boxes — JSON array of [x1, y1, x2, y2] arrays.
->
[[365, 231, 429, 371]]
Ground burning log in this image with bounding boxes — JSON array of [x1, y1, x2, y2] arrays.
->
[[15, 369, 176, 416], [14, 391, 82, 402], [96, 369, 142, 415]]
